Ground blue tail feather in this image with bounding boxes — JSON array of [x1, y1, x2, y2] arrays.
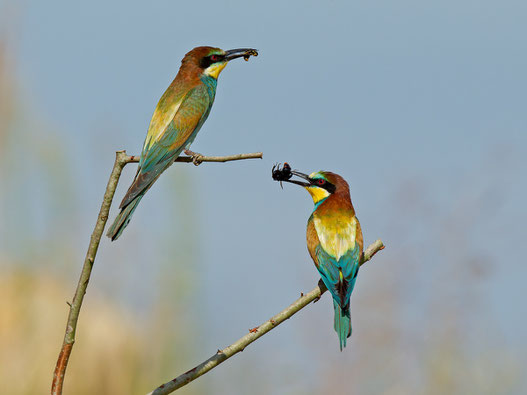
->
[[106, 194, 143, 241], [333, 300, 351, 351]]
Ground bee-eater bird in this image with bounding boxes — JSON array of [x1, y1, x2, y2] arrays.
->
[[106, 46, 258, 241], [273, 165, 363, 350]]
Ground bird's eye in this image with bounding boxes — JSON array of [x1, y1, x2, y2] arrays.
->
[[210, 55, 219, 62], [317, 179, 326, 186]]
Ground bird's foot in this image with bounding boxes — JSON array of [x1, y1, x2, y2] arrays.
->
[[184, 149, 204, 166]]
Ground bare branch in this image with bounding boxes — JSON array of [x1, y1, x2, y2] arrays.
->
[[51, 149, 262, 395], [146, 240, 385, 395], [126, 152, 263, 164]]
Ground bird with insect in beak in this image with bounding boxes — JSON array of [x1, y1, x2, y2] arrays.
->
[[107, 46, 258, 241], [272, 163, 363, 350]]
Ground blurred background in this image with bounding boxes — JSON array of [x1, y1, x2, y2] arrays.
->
[[1, 0, 526, 394]]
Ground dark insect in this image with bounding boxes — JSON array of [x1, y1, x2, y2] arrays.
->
[[243, 49, 259, 61], [272, 162, 293, 188]]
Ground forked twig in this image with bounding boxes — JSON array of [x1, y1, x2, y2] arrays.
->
[[51, 150, 263, 395]]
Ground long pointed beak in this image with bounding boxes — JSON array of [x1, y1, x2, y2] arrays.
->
[[224, 48, 258, 61], [272, 164, 311, 187], [286, 170, 311, 187]]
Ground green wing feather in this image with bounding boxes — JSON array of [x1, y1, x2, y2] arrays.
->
[[119, 84, 212, 208], [315, 244, 359, 349], [315, 244, 360, 308]]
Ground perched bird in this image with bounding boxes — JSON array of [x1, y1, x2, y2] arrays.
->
[[107, 46, 258, 240], [273, 165, 363, 350]]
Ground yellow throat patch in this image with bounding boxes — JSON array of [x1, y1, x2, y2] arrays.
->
[[306, 186, 330, 204], [204, 62, 227, 79]]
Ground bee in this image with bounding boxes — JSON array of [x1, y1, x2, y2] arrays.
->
[[272, 162, 293, 188], [243, 49, 259, 61]]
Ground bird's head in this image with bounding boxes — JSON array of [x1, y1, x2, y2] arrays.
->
[[181, 46, 258, 79], [273, 164, 350, 206]]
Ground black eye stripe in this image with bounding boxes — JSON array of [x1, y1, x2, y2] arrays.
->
[[199, 54, 225, 69], [326, 183, 336, 194], [310, 178, 336, 193]]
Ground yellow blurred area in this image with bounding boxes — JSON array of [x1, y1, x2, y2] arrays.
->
[[0, 263, 202, 395], [0, 267, 145, 394]]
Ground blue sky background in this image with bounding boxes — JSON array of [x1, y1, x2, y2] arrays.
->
[[1, 0, 526, 393]]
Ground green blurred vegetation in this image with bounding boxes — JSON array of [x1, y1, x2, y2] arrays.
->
[[0, 35, 203, 395]]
